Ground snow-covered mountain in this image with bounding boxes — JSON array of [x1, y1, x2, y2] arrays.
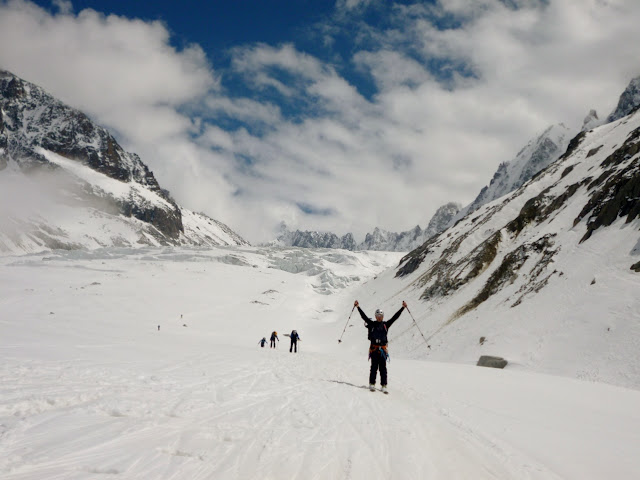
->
[[446, 75, 640, 233], [0, 70, 247, 254], [607, 75, 640, 123], [273, 202, 461, 252], [453, 123, 573, 223], [354, 107, 640, 388]]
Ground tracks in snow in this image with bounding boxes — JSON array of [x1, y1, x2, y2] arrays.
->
[[1, 347, 562, 479]]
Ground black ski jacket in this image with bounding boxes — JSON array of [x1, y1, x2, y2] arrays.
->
[[357, 306, 405, 347]]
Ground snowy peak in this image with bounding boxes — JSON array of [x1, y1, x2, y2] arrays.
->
[[454, 123, 572, 222], [581, 109, 601, 131], [424, 202, 461, 238], [607, 76, 640, 123], [0, 69, 248, 254]]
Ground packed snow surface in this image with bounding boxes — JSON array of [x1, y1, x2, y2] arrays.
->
[[1, 246, 639, 479]]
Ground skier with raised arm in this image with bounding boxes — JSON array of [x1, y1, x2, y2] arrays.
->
[[354, 299, 407, 394]]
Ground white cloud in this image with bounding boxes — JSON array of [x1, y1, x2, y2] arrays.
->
[[1, 0, 640, 244], [52, 0, 71, 14]]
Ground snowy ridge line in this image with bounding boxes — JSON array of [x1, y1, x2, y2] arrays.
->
[[36, 147, 174, 210]]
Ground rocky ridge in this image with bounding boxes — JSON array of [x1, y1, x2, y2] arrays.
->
[[272, 202, 461, 252]]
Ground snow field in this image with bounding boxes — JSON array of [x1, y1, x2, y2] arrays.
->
[[1, 246, 640, 479]]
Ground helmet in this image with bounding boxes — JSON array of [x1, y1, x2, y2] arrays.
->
[[375, 309, 384, 317]]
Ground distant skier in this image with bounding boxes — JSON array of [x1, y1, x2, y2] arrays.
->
[[270, 331, 279, 348], [289, 330, 301, 353], [259, 337, 268, 348], [354, 299, 407, 394]]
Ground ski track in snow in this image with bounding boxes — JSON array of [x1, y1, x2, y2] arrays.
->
[[1, 247, 640, 479], [1, 351, 552, 480]]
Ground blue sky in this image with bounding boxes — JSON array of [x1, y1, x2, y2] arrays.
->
[[2, 0, 640, 243], [41, 1, 336, 56]]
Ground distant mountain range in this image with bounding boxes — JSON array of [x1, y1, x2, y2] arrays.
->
[[0, 70, 248, 254], [272, 202, 461, 252]]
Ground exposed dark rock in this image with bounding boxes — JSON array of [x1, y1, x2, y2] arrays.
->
[[586, 146, 603, 158], [506, 190, 549, 237], [455, 235, 557, 317], [575, 144, 640, 243], [413, 231, 502, 303], [396, 235, 439, 277], [477, 356, 508, 369], [558, 131, 587, 162], [507, 180, 584, 238], [631, 261, 640, 272]]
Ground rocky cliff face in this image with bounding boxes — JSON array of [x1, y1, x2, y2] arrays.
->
[[0, 70, 248, 254], [607, 76, 640, 123]]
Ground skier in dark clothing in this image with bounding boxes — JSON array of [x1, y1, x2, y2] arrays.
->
[[289, 330, 301, 352], [354, 299, 407, 393], [270, 331, 279, 348], [259, 337, 268, 348]]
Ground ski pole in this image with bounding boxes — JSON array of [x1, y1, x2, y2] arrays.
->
[[338, 305, 356, 343], [405, 306, 430, 348]]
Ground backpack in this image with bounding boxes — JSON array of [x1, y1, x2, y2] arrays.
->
[[369, 322, 388, 346]]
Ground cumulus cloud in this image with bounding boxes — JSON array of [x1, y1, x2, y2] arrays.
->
[[1, 0, 640, 243]]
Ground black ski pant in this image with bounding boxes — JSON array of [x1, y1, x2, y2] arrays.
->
[[290, 340, 297, 352], [270, 340, 277, 348], [369, 348, 387, 386]]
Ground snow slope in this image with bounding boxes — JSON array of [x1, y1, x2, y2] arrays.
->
[[1, 246, 640, 479], [0, 155, 247, 254], [377, 109, 640, 390]]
